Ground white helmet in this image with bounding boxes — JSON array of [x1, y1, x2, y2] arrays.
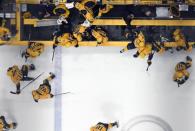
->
[[57, 15, 68, 25], [81, 20, 91, 27]]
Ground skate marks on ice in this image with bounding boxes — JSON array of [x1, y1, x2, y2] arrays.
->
[[122, 115, 173, 131], [100, 101, 124, 121]]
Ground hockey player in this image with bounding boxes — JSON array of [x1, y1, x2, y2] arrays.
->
[[173, 56, 192, 87], [0, 27, 11, 41], [32, 73, 55, 102], [134, 32, 164, 65], [123, 13, 135, 27], [173, 29, 188, 51], [22, 42, 44, 61], [0, 19, 11, 41], [53, 4, 70, 18], [90, 121, 119, 131], [0, 116, 17, 131], [55, 17, 72, 37], [132, 32, 153, 58], [126, 31, 147, 56], [7, 64, 35, 94], [75, 2, 95, 23], [53, 33, 79, 48], [121, 31, 164, 70], [73, 24, 88, 42], [97, 4, 113, 18], [164, 29, 192, 51], [91, 27, 108, 46], [120, 29, 138, 53]]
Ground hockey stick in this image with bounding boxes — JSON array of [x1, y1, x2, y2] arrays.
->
[[54, 92, 72, 97], [21, 72, 44, 91], [177, 83, 180, 88], [146, 66, 150, 71], [10, 72, 44, 94], [52, 48, 55, 62], [9, 91, 18, 95], [52, 34, 59, 62], [146, 61, 152, 71], [146, 51, 155, 71]]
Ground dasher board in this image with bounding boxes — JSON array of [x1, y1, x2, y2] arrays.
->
[[0, 40, 195, 47], [36, 19, 58, 27], [102, 0, 195, 5], [24, 19, 195, 26], [16, 0, 40, 4]]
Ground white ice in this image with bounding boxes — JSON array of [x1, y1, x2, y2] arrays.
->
[[0, 45, 195, 131]]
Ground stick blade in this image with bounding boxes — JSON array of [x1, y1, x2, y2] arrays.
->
[[10, 91, 17, 95], [21, 72, 44, 91], [54, 92, 72, 96]]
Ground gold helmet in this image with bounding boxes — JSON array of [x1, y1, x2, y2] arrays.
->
[[175, 62, 186, 71], [173, 29, 181, 36], [7, 67, 13, 76], [137, 32, 145, 42], [53, 4, 70, 18], [174, 35, 181, 41]]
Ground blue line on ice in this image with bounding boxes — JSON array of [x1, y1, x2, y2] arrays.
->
[[54, 47, 62, 131]]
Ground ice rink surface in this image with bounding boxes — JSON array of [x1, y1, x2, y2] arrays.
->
[[0, 45, 195, 131]]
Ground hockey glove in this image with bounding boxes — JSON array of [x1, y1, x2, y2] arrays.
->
[[147, 60, 152, 66], [53, 45, 57, 49], [74, 44, 79, 48], [133, 53, 138, 58]]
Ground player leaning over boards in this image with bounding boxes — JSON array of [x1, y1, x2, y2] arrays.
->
[[173, 29, 192, 51], [21, 42, 44, 61], [120, 31, 165, 71], [73, 24, 88, 42], [7, 64, 35, 94], [173, 56, 192, 87], [53, 32, 79, 48], [120, 27, 138, 53], [0, 116, 17, 131], [91, 27, 108, 46], [53, 18, 78, 49], [97, 4, 113, 18], [32, 73, 55, 103], [74, 2, 95, 23], [90, 121, 119, 131], [0, 19, 11, 41], [0, 27, 11, 41], [164, 29, 193, 52]]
